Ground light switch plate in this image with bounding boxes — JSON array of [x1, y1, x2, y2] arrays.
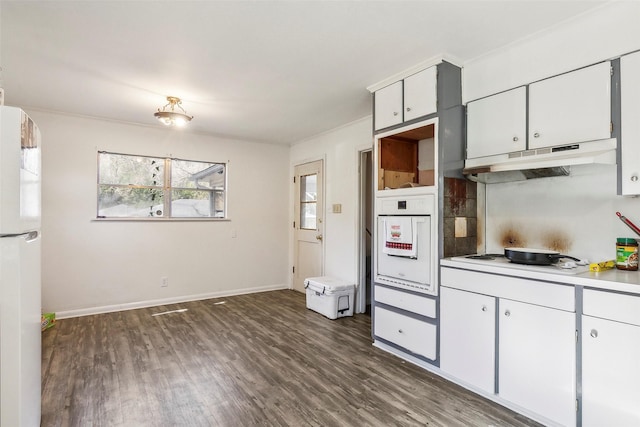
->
[[332, 204, 342, 214]]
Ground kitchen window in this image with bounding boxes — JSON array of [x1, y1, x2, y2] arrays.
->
[[97, 151, 226, 219]]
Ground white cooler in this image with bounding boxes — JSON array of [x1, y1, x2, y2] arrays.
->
[[304, 276, 355, 320]]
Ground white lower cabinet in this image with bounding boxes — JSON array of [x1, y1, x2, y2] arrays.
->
[[440, 287, 495, 393], [374, 306, 437, 360], [498, 299, 576, 427], [440, 267, 577, 426], [581, 288, 640, 426], [582, 315, 640, 426]]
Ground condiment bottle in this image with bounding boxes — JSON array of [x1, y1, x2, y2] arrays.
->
[[616, 238, 639, 271]]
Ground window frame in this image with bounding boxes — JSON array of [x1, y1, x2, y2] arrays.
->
[[298, 172, 318, 230], [96, 151, 228, 221]]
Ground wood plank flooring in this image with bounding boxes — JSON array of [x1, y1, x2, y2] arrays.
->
[[41, 290, 540, 426]]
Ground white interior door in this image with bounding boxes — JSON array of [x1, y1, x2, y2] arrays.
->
[[293, 160, 324, 293]]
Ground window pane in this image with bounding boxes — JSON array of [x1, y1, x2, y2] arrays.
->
[[171, 189, 225, 218], [300, 174, 317, 202], [98, 185, 164, 217], [172, 160, 225, 190], [301, 202, 316, 230], [99, 153, 164, 186]]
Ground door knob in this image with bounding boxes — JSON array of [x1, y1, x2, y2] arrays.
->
[[316, 234, 323, 241]]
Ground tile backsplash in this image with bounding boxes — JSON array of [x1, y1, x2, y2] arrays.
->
[[444, 177, 477, 257]]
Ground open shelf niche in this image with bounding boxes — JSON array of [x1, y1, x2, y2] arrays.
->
[[377, 123, 435, 191]]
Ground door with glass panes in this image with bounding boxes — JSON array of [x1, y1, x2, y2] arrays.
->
[[293, 160, 324, 293]]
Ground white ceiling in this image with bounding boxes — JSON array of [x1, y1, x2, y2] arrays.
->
[[0, 1, 608, 145]]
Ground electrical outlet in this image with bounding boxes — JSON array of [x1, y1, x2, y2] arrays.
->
[[161, 277, 169, 287]]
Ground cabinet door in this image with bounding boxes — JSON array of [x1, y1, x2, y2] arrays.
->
[[374, 306, 437, 360], [374, 81, 403, 131], [499, 299, 576, 427], [582, 315, 640, 427], [466, 87, 527, 159], [621, 51, 640, 195], [440, 287, 495, 393], [529, 61, 611, 149], [404, 67, 437, 122]]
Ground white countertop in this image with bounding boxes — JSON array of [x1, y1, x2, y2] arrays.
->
[[441, 258, 640, 295]]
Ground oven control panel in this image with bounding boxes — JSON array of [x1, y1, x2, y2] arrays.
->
[[376, 194, 435, 215]]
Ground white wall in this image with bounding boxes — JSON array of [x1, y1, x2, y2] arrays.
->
[[290, 117, 373, 285], [463, 1, 640, 262], [30, 111, 290, 317], [484, 165, 640, 263], [463, 1, 640, 102]]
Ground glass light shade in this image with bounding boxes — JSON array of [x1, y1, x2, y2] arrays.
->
[[154, 111, 192, 127], [154, 96, 193, 127]]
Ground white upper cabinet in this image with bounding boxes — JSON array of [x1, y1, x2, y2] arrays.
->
[[621, 51, 640, 195], [374, 81, 403, 130], [528, 61, 611, 150], [404, 67, 438, 122], [374, 66, 437, 131], [466, 87, 527, 159]]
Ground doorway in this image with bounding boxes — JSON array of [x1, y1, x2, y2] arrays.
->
[[357, 149, 373, 314], [292, 160, 324, 293]]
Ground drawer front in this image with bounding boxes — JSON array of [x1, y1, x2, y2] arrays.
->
[[583, 289, 640, 326], [374, 307, 437, 360], [374, 286, 436, 318], [441, 267, 574, 311]]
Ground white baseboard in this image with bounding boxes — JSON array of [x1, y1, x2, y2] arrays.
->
[[55, 283, 290, 319]]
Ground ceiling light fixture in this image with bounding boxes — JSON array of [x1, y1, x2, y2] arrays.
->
[[154, 96, 193, 127]]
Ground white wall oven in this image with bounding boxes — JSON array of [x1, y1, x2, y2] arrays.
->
[[375, 194, 437, 296]]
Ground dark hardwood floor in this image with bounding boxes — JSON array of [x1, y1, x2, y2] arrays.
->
[[41, 290, 539, 426]]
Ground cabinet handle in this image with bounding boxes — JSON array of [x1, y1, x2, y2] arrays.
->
[[504, 310, 511, 317], [631, 175, 638, 182], [533, 132, 540, 138], [398, 329, 403, 334], [481, 306, 488, 312], [406, 107, 412, 112], [590, 329, 598, 338], [393, 112, 399, 116], [512, 136, 519, 142]]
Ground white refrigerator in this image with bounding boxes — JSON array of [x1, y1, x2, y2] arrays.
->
[[0, 106, 42, 427]]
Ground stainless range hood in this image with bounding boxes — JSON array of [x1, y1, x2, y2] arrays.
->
[[463, 138, 617, 184]]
